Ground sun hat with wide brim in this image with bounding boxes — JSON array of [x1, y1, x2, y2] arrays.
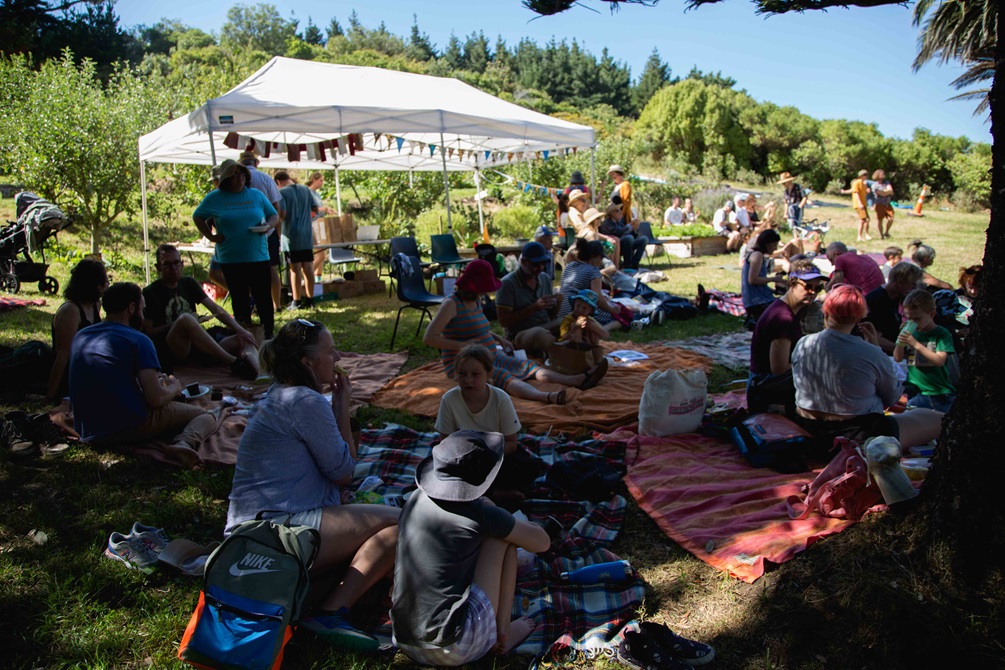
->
[[607, 164, 625, 176], [582, 207, 604, 227], [416, 430, 505, 502], [217, 159, 250, 183], [238, 150, 259, 165], [455, 258, 501, 294], [857, 169, 869, 177], [776, 172, 798, 184], [567, 188, 588, 204]]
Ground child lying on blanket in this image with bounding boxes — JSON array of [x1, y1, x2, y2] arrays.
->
[[391, 430, 551, 665], [435, 345, 523, 455]]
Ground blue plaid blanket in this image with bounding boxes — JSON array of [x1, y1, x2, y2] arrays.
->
[[349, 425, 645, 656]]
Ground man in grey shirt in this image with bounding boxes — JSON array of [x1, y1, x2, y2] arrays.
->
[[496, 242, 562, 356]]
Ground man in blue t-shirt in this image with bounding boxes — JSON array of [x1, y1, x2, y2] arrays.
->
[[275, 171, 320, 309], [69, 282, 215, 468]]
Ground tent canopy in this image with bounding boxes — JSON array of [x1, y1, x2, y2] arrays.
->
[[138, 56, 595, 171]]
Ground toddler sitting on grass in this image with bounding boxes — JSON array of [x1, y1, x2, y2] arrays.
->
[[894, 289, 956, 413]]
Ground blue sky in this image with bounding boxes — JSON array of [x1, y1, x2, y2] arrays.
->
[[113, 0, 990, 144]]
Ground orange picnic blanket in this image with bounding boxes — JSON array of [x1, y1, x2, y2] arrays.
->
[[370, 341, 712, 434]]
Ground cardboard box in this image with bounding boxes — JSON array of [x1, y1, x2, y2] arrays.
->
[[315, 216, 343, 245], [355, 269, 378, 282], [339, 213, 356, 242], [435, 276, 457, 295], [339, 280, 364, 298], [363, 279, 386, 294], [322, 280, 342, 295]]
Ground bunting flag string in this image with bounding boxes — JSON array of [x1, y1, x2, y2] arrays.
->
[[220, 130, 582, 166]]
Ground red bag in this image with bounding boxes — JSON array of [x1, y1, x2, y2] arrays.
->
[[786, 437, 882, 520]]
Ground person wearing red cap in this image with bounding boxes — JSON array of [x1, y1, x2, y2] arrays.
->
[[424, 260, 608, 405]]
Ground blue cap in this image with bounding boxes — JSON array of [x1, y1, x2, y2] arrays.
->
[[521, 241, 551, 264], [534, 225, 556, 239]]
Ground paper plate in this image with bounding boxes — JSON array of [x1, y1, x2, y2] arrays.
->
[[182, 384, 210, 400]]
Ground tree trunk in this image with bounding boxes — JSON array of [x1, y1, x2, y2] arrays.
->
[[920, 13, 1004, 583]]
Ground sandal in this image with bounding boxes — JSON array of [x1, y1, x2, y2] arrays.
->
[[547, 389, 568, 406], [579, 357, 609, 390]]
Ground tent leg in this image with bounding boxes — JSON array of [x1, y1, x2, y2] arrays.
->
[[474, 169, 487, 242], [590, 148, 596, 207], [335, 168, 342, 216], [440, 131, 452, 233], [140, 160, 151, 284]]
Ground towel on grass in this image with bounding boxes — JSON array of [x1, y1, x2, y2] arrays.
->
[[48, 351, 405, 466], [620, 428, 878, 583], [349, 425, 645, 655], [371, 340, 712, 434]]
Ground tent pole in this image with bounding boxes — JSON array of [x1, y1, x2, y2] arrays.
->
[[140, 160, 151, 284], [439, 131, 452, 233], [409, 168, 413, 189], [590, 147, 596, 206], [474, 168, 487, 242], [206, 107, 217, 165], [335, 168, 342, 216]]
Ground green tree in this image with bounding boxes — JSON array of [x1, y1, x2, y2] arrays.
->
[[406, 15, 437, 61], [325, 17, 343, 40], [632, 48, 672, 116], [441, 34, 464, 70], [636, 78, 752, 176], [0, 53, 170, 253], [220, 3, 297, 55], [463, 31, 491, 74], [301, 17, 324, 46], [947, 142, 992, 208], [913, 0, 996, 115]]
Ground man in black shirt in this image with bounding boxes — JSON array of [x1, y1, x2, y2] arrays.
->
[[142, 244, 259, 379]]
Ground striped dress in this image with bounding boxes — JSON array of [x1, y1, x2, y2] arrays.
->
[[558, 261, 614, 325], [440, 295, 540, 387]]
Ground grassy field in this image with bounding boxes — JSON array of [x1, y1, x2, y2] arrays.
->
[[0, 191, 995, 669]]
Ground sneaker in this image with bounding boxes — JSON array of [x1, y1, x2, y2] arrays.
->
[[230, 354, 257, 381], [301, 609, 380, 652], [2, 411, 36, 456], [630, 318, 649, 331], [28, 413, 70, 455], [638, 622, 715, 667], [301, 296, 314, 310], [579, 357, 609, 391], [284, 300, 301, 312], [617, 630, 691, 670], [130, 522, 171, 553], [105, 531, 159, 571], [650, 309, 665, 327]]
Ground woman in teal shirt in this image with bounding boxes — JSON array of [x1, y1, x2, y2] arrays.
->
[[193, 159, 279, 338]]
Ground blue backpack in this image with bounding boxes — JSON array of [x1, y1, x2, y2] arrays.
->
[[178, 518, 319, 670]]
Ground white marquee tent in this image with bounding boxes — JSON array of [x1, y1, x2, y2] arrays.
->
[[137, 57, 596, 279]]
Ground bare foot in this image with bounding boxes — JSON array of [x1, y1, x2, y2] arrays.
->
[[493, 616, 536, 654], [164, 442, 204, 469]]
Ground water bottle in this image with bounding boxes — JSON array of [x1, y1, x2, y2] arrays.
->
[[560, 560, 632, 584]]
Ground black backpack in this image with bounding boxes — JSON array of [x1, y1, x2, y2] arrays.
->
[[0, 341, 52, 399]]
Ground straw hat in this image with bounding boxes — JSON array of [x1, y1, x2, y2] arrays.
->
[[567, 189, 588, 204], [607, 164, 625, 176], [857, 169, 869, 177], [583, 207, 604, 227], [776, 172, 798, 184]]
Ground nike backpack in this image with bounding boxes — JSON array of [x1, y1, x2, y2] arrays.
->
[[178, 518, 320, 670]]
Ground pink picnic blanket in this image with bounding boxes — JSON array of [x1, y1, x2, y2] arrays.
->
[[618, 428, 871, 583]]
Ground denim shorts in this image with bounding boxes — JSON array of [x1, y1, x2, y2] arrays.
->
[[907, 393, 955, 414]]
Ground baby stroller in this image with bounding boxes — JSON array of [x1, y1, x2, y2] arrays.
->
[[791, 217, 829, 243], [0, 192, 71, 295]]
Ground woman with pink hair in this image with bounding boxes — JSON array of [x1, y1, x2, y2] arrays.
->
[[790, 284, 943, 449]]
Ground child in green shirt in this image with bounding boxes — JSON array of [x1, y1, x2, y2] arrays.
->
[[894, 289, 956, 413]]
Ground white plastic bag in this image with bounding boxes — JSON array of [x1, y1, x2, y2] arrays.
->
[[638, 368, 708, 436]]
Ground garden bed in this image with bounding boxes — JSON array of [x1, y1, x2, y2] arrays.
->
[[658, 235, 728, 258]]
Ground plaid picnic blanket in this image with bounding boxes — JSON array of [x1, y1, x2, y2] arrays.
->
[[348, 425, 645, 656], [705, 288, 745, 317]]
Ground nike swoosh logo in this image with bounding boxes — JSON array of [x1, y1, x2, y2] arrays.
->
[[229, 564, 280, 577]]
